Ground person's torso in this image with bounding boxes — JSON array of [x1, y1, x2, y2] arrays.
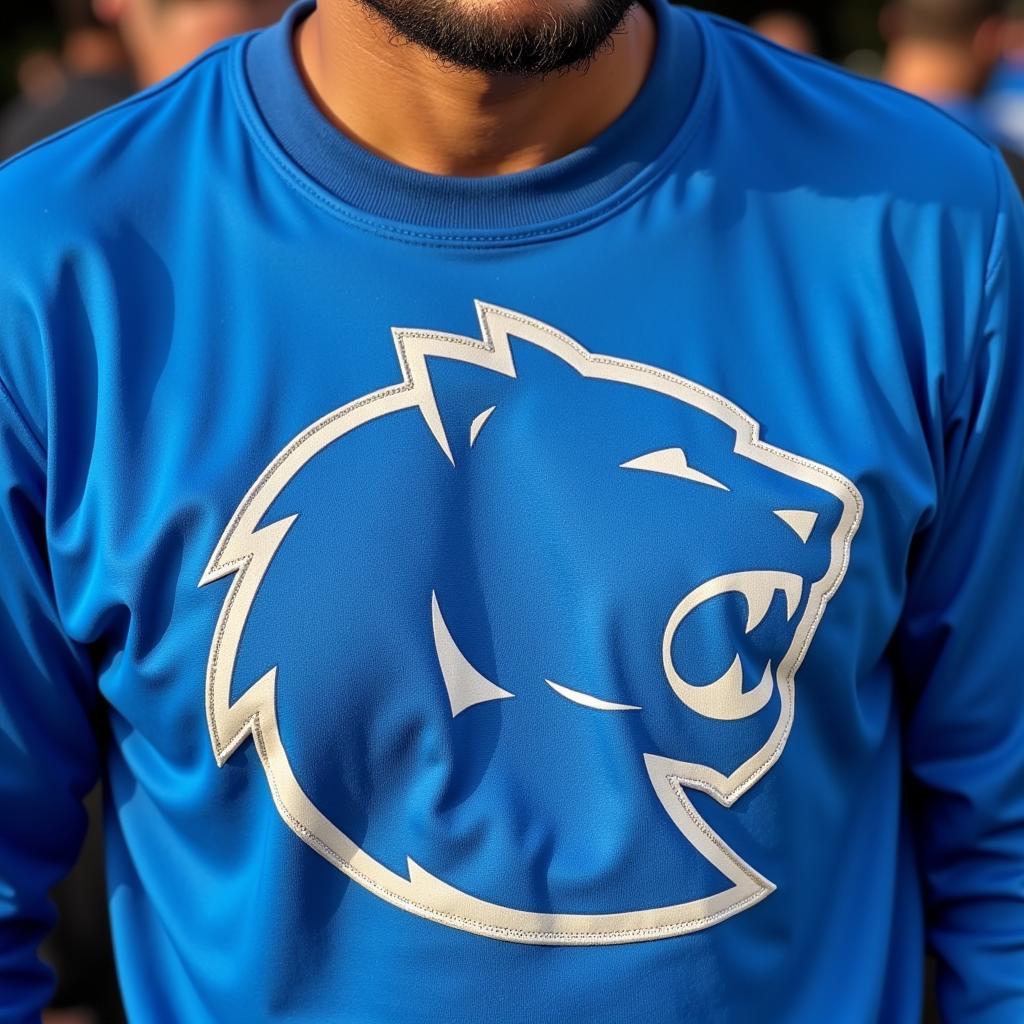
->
[[0, 7, 999, 1020]]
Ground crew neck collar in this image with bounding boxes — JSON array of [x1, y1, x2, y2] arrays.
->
[[241, 0, 710, 239]]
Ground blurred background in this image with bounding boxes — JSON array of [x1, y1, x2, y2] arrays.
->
[[4, 0, 1020, 1021]]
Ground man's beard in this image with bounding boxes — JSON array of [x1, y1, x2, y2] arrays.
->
[[354, 0, 639, 76]]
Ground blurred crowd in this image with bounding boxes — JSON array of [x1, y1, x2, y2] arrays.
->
[[1, 0, 288, 160], [2, 1, 1021, 1022], [748, 0, 1024, 188]]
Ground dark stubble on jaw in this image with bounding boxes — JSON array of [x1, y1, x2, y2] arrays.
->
[[352, 0, 639, 76]]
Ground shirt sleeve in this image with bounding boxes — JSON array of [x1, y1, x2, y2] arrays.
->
[[0, 372, 100, 1023], [893, 150, 1024, 1022]]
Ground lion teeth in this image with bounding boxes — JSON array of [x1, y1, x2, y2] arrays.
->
[[743, 575, 804, 634], [782, 577, 803, 621], [744, 583, 776, 634]]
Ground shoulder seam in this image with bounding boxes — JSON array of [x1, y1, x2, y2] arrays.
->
[[0, 36, 242, 178], [0, 370, 46, 462], [941, 144, 1010, 422]]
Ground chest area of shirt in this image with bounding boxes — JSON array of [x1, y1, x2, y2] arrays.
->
[[94, 292, 926, 706], [80, 291, 929, 942]]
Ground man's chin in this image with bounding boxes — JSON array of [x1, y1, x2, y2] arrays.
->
[[356, 0, 637, 76]]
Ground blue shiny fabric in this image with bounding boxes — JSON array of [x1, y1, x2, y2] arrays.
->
[[1, 4, 1023, 1021]]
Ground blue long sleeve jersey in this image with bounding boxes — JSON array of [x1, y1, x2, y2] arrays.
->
[[1, 1, 1023, 1021]]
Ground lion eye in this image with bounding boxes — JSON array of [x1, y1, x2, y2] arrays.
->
[[620, 447, 729, 492]]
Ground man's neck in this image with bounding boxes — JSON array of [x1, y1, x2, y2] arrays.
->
[[294, 0, 656, 177]]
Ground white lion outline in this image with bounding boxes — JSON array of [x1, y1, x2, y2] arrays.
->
[[198, 302, 864, 946]]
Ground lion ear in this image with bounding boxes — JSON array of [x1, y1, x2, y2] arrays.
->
[[426, 326, 581, 463], [404, 302, 581, 465], [423, 353, 517, 465]]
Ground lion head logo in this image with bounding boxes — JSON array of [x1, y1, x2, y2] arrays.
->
[[199, 303, 862, 946]]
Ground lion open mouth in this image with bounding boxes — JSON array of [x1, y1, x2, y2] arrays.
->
[[662, 570, 804, 722]]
